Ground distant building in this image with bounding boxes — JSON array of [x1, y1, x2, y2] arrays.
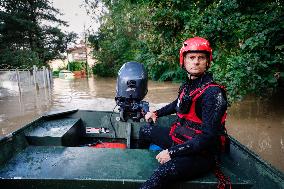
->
[[49, 40, 96, 71], [67, 40, 96, 67]]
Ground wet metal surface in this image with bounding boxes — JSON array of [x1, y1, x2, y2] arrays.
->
[[24, 118, 83, 146], [0, 77, 283, 172], [0, 147, 159, 179], [25, 118, 80, 137], [0, 137, 252, 188], [3, 112, 281, 188]]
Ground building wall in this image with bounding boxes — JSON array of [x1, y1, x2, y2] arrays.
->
[[49, 59, 69, 71], [49, 39, 96, 70]]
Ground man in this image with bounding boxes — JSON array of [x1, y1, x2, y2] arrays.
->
[[139, 37, 228, 189]]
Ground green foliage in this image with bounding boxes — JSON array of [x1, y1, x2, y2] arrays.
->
[[69, 61, 84, 71], [0, 0, 74, 68], [52, 70, 60, 77], [0, 48, 42, 69], [92, 63, 116, 77], [85, 0, 284, 102]]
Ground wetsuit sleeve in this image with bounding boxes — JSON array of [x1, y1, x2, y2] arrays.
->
[[155, 99, 178, 117], [168, 87, 227, 158]]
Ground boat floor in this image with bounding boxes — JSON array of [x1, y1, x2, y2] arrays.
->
[[0, 146, 252, 189]]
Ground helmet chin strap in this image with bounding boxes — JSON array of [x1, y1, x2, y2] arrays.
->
[[187, 73, 192, 81]]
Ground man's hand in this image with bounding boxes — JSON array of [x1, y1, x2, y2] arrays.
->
[[145, 111, 158, 123], [156, 149, 171, 164]]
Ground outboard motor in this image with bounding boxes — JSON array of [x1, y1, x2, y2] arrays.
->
[[115, 62, 149, 122]]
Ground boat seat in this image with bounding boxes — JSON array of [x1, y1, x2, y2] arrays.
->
[[24, 118, 85, 146], [0, 146, 252, 189]]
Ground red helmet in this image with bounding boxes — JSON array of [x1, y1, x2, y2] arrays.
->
[[179, 37, 213, 67]]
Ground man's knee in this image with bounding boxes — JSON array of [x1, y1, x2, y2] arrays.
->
[[142, 161, 179, 188]]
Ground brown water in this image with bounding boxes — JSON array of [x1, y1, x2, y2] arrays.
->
[[0, 77, 283, 172]]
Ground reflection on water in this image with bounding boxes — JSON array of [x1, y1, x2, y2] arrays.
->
[[0, 77, 283, 172], [226, 94, 284, 172]]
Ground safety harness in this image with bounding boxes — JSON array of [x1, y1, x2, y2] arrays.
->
[[170, 82, 231, 189], [170, 83, 228, 147]]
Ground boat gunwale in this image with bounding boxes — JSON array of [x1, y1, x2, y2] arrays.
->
[[229, 136, 284, 181]]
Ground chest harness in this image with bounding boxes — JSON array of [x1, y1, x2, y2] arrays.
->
[[169, 82, 229, 153]]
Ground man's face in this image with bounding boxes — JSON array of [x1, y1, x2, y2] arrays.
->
[[184, 52, 209, 77]]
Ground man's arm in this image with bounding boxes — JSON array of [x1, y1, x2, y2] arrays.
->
[[155, 99, 178, 117], [145, 99, 178, 122]]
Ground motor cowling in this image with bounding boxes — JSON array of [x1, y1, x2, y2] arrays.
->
[[115, 62, 149, 122]]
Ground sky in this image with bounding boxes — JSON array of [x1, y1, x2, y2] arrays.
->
[[52, 0, 100, 38]]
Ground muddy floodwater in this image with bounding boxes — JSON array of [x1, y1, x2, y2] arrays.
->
[[0, 77, 283, 172]]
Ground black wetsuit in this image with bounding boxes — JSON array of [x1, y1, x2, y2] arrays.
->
[[139, 73, 227, 189]]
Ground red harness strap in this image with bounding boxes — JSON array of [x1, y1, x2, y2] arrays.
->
[[215, 161, 232, 189], [171, 83, 226, 144]]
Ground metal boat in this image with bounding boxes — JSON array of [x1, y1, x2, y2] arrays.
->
[[0, 109, 283, 189]]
